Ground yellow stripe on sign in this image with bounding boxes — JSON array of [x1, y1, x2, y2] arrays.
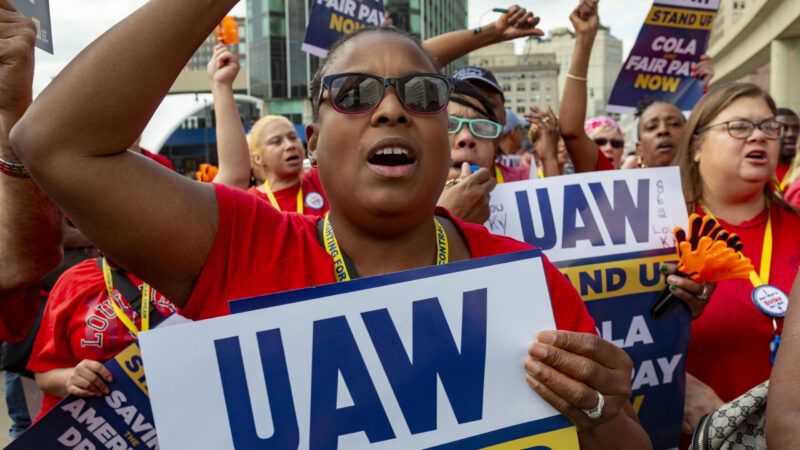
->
[[559, 255, 674, 302], [633, 395, 645, 414], [482, 426, 579, 449], [114, 344, 149, 396], [645, 6, 716, 30]]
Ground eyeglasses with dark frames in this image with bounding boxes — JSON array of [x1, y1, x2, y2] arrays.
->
[[695, 119, 785, 140], [316, 72, 454, 115]]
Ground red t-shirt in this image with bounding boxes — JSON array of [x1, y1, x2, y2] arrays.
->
[[181, 184, 596, 337], [776, 162, 790, 186], [594, 149, 615, 171], [785, 179, 800, 208], [246, 168, 328, 217], [686, 206, 800, 402], [28, 259, 176, 417], [0, 284, 41, 343], [141, 149, 175, 171]]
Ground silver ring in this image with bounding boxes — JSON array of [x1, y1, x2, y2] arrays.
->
[[698, 285, 709, 301], [581, 390, 604, 420]]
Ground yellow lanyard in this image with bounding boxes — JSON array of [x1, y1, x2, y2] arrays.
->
[[494, 166, 505, 184], [775, 157, 795, 192], [262, 179, 303, 214], [101, 258, 150, 337], [699, 202, 773, 288], [322, 217, 449, 282]]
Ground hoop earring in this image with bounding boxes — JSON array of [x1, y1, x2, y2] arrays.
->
[[309, 154, 318, 167]]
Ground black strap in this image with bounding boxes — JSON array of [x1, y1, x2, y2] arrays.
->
[[96, 258, 166, 328]]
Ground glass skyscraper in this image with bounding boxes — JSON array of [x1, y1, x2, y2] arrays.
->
[[246, 0, 320, 124]]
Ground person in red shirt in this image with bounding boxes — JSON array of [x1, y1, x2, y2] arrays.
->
[[13, 2, 651, 445], [559, 2, 713, 174], [27, 258, 175, 419], [245, 115, 328, 216], [675, 82, 800, 436], [775, 108, 798, 190]]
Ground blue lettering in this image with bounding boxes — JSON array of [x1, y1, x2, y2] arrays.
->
[[562, 185, 604, 248], [214, 330, 300, 450], [606, 268, 626, 292], [589, 180, 650, 245], [579, 270, 603, 296], [640, 262, 662, 287], [361, 289, 488, 434], [309, 316, 395, 449], [515, 189, 557, 250]]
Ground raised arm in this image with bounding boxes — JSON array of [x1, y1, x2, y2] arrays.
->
[[525, 106, 562, 177], [558, 0, 601, 173], [0, 2, 61, 291], [10, 0, 240, 307], [208, 43, 251, 189], [423, 5, 543, 67], [766, 273, 800, 448]]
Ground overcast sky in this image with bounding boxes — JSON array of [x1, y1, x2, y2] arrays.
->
[[31, 1, 650, 97]]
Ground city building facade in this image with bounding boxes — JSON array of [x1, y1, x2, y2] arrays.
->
[[526, 25, 623, 118], [384, 0, 469, 72], [707, 0, 800, 112], [468, 42, 560, 115]]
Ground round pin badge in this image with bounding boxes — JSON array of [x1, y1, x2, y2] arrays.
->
[[751, 284, 789, 318], [305, 192, 325, 210]]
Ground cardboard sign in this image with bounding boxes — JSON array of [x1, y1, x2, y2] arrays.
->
[[7, 344, 158, 450], [606, 0, 721, 114], [485, 167, 691, 449], [139, 251, 580, 449], [6, 315, 188, 450], [301, 0, 384, 58], [10, 0, 53, 54]]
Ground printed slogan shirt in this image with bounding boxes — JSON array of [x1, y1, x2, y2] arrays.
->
[[28, 259, 176, 418]]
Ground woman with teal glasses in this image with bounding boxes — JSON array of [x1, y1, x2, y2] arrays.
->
[[436, 81, 502, 224]]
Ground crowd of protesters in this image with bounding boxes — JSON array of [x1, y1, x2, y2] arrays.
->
[[1, 0, 800, 448]]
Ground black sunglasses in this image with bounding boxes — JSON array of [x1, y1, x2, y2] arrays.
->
[[594, 137, 625, 148], [317, 72, 454, 115]]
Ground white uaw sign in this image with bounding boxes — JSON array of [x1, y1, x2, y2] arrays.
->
[[139, 251, 579, 449]]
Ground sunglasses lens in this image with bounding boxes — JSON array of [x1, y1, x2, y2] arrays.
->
[[594, 138, 607, 146], [329, 75, 383, 113], [612, 139, 625, 148], [400, 75, 450, 113]]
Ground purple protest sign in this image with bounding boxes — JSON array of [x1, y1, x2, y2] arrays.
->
[[607, 0, 721, 114]]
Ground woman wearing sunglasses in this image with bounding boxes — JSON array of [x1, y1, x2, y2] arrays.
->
[[11, 0, 650, 446], [585, 116, 625, 169], [676, 83, 800, 438], [559, 1, 713, 173]]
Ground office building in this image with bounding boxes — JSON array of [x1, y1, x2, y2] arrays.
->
[[526, 26, 624, 117], [468, 42, 561, 114], [385, 0, 469, 72]]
